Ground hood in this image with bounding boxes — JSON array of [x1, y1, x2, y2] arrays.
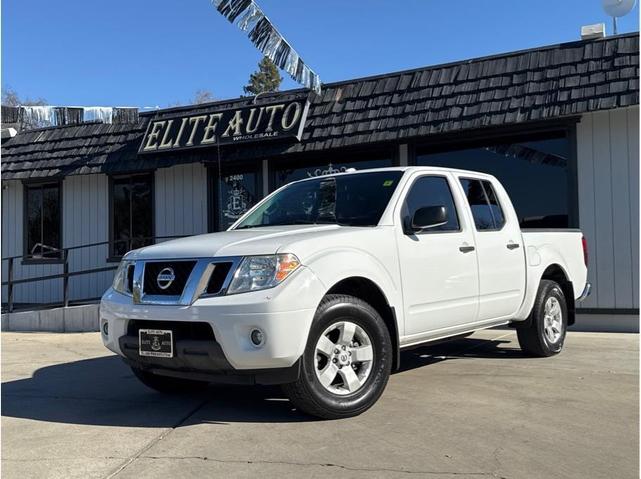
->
[[128, 224, 349, 260]]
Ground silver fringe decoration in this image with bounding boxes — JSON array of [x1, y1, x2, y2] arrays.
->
[[14, 106, 139, 130], [211, 0, 321, 94]]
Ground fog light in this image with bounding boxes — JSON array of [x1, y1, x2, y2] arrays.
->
[[102, 321, 109, 336], [250, 328, 264, 347]]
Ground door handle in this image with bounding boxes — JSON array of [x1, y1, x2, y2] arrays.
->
[[506, 243, 520, 250], [459, 245, 475, 253]]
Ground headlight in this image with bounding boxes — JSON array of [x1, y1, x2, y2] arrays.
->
[[113, 259, 134, 295], [227, 254, 301, 294]]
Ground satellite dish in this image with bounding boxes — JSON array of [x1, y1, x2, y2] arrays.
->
[[602, 0, 637, 34]]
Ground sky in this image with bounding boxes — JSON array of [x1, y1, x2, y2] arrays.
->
[[2, 0, 639, 108]]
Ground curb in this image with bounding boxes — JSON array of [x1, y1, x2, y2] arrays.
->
[[1, 304, 99, 332]]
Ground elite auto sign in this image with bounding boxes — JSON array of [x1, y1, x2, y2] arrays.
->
[[139, 99, 310, 154]]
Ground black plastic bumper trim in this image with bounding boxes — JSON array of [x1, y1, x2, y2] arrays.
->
[[119, 334, 301, 385]]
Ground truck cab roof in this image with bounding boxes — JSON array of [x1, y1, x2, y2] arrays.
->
[[288, 166, 498, 186]]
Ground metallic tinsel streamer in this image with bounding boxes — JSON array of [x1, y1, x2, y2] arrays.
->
[[211, 0, 322, 94]]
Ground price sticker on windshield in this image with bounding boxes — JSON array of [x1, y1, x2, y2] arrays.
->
[[383, 180, 394, 187]]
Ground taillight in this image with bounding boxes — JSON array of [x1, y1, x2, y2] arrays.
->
[[581, 236, 588, 267]]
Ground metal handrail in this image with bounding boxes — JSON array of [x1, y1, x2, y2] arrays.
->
[[1, 235, 189, 313], [1, 235, 188, 261]]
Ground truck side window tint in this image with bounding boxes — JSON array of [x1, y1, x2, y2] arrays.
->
[[405, 176, 460, 231], [481, 180, 505, 229], [459, 178, 505, 230]]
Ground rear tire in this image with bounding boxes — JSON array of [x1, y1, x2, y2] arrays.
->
[[517, 280, 567, 357], [131, 367, 208, 393], [283, 294, 392, 419]]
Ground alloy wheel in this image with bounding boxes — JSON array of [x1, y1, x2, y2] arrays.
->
[[314, 321, 374, 395]]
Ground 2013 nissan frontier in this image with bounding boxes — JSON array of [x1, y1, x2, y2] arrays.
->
[[100, 167, 591, 419]]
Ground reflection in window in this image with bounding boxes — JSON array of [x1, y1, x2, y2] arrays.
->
[[274, 158, 392, 188], [111, 175, 153, 257], [417, 136, 571, 228], [25, 183, 61, 259], [236, 171, 403, 229], [481, 180, 505, 228], [404, 176, 460, 231], [217, 172, 259, 230], [460, 179, 505, 231]]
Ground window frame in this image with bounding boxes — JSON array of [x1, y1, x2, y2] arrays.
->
[[458, 177, 506, 232], [107, 172, 155, 262], [401, 174, 462, 235], [22, 180, 63, 264]]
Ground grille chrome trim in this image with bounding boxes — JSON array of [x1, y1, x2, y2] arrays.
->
[[143, 261, 196, 296], [131, 257, 242, 306]]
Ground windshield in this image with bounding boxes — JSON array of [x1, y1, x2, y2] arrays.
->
[[234, 171, 404, 229]]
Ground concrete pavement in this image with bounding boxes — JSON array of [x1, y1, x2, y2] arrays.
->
[[1, 330, 638, 478]]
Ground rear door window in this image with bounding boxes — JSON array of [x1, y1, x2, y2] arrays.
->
[[459, 178, 506, 231]]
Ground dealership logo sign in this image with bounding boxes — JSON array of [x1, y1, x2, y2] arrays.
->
[[139, 99, 310, 154], [223, 175, 251, 221]]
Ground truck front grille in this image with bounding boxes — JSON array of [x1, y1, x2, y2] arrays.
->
[[143, 261, 197, 296], [206, 262, 233, 295], [126, 264, 135, 293]]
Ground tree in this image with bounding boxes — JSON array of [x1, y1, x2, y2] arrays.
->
[[193, 89, 215, 104], [1, 87, 47, 107], [2, 87, 49, 129], [243, 57, 282, 96]]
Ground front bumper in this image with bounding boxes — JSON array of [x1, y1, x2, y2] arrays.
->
[[118, 325, 301, 385], [100, 266, 326, 372]]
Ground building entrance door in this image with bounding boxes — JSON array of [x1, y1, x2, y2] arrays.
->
[[210, 162, 262, 231]]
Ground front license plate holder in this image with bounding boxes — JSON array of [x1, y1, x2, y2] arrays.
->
[[139, 329, 173, 358]]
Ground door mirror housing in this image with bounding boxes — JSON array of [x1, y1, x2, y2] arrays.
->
[[410, 205, 448, 232]]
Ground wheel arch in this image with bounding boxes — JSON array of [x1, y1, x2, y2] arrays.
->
[[325, 276, 401, 371], [540, 264, 576, 326]]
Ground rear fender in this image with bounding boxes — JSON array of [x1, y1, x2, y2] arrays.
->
[[513, 244, 572, 322]]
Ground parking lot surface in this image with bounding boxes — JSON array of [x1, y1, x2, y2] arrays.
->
[[1, 329, 638, 479]]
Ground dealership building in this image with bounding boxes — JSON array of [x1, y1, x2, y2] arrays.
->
[[1, 32, 639, 329]]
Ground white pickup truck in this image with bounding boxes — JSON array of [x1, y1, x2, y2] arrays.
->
[[100, 167, 590, 419]]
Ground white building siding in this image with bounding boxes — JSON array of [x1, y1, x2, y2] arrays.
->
[[62, 174, 112, 301], [576, 106, 639, 310], [155, 163, 208, 239]]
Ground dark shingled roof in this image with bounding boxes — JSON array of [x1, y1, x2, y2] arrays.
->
[[2, 121, 147, 179], [2, 32, 639, 179]]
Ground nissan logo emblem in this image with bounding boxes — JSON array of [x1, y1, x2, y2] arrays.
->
[[156, 267, 176, 290]]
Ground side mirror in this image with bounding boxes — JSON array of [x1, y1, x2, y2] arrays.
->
[[411, 205, 448, 232]]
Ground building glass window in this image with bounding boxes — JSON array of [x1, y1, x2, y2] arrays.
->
[[110, 175, 154, 258], [210, 162, 262, 231], [403, 176, 460, 232], [273, 157, 393, 189], [214, 170, 261, 230], [416, 134, 572, 228], [25, 182, 61, 259], [460, 178, 505, 231]]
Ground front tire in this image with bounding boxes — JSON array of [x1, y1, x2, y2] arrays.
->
[[131, 367, 208, 393], [517, 280, 568, 357], [283, 294, 392, 419]]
